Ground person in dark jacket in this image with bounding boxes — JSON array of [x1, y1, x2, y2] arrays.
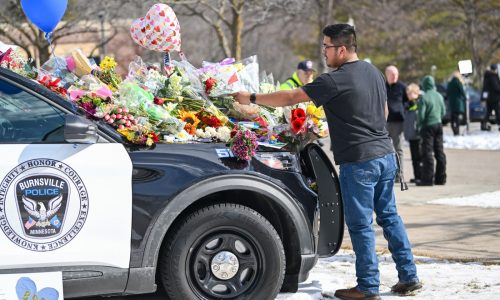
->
[[482, 64, 500, 130], [385, 65, 408, 182], [404, 83, 422, 182], [417, 75, 446, 186], [447, 71, 466, 136]]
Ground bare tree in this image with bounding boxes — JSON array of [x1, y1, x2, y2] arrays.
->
[[314, 0, 334, 73], [434, 0, 500, 85], [0, 0, 124, 65], [150, 0, 307, 61]]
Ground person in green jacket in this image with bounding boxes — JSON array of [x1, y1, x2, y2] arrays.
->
[[280, 60, 315, 90], [446, 71, 467, 136], [417, 75, 447, 186]]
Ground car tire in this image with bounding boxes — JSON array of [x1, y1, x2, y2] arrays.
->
[[160, 203, 285, 300]]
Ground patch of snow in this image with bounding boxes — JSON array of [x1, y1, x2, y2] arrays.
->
[[443, 128, 500, 150], [277, 250, 500, 300], [428, 190, 500, 208]]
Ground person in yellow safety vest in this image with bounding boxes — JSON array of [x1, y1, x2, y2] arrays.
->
[[280, 60, 325, 120], [280, 60, 316, 90]]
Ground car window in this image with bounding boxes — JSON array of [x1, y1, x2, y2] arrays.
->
[[0, 78, 66, 143]]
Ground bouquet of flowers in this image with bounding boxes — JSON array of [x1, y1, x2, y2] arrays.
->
[[0, 47, 36, 78], [277, 104, 328, 151], [229, 128, 259, 161], [96, 56, 122, 91]]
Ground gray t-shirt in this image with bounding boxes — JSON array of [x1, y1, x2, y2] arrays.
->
[[302, 60, 394, 165]]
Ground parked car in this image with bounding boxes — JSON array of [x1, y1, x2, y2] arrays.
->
[[0, 67, 344, 299], [438, 83, 487, 125]]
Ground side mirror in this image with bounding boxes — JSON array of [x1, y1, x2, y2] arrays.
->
[[64, 115, 98, 144]]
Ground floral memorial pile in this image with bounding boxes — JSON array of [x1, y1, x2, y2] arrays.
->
[[0, 3, 328, 160]]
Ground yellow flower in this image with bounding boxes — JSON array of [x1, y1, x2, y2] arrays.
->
[[178, 110, 200, 128], [117, 128, 135, 142], [100, 56, 117, 71], [307, 103, 325, 119]]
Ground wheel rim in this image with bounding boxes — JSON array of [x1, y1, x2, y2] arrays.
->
[[187, 228, 263, 299]]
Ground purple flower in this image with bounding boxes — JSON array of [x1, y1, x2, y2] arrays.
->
[[230, 129, 258, 161], [81, 102, 96, 116]]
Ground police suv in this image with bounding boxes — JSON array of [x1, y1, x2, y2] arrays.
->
[[0, 67, 343, 300]]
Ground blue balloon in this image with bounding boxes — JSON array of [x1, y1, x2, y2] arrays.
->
[[21, 0, 68, 33]]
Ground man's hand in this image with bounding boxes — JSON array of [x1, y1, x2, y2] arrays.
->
[[232, 91, 251, 105]]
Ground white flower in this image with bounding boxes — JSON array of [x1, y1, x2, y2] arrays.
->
[[164, 102, 178, 114], [196, 128, 213, 139], [175, 129, 193, 142], [217, 126, 231, 142], [205, 126, 217, 136]]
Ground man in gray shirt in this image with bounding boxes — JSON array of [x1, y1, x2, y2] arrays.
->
[[233, 24, 421, 300]]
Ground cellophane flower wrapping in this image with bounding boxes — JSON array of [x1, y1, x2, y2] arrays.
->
[[236, 55, 259, 93], [199, 58, 243, 97]]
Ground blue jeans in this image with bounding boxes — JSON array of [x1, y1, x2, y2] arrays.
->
[[339, 153, 418, 295]]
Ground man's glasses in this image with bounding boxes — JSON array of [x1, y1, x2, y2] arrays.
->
[[322, 44, 344, 50]]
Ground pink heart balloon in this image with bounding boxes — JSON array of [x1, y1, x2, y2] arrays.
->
[[130, 4, 181, 53]]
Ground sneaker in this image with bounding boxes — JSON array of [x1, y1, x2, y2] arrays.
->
[[391, 281, 423, 295], [334, 287, 381, 300]]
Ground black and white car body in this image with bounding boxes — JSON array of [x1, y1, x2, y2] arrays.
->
[[0, 67, 344, 299]]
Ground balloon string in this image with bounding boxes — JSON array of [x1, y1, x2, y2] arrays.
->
[[45, 31, 65, 79], [45, 32, 56, 57], [163, 52, 172, 75], [163, 52, 170, 67]]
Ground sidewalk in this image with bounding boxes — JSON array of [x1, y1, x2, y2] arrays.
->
[[321, 136, 500, 263]]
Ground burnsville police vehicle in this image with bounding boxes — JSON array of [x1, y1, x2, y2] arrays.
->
[[0, 67, 343, 299]]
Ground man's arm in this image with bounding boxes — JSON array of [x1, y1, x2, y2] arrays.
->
[[232, 89, 310, 107], [385, 101, 389, 120]]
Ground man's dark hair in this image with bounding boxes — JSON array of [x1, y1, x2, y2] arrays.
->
[[323, 24, 357, 52]]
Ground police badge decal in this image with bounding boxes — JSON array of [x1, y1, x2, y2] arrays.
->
[[0, 159, 89, 252]]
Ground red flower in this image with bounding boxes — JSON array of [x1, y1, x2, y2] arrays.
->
[[291, 118, 305, 134], [0, 48, 13, 64], [204, 77, 217, 94], [38, 75, 67, 96], [206, 116, 222, 128], [154, 97, 165, 105], [230, 129, 237, 138], [292, 108, 306, 120], [148, 132, 160, 142]]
